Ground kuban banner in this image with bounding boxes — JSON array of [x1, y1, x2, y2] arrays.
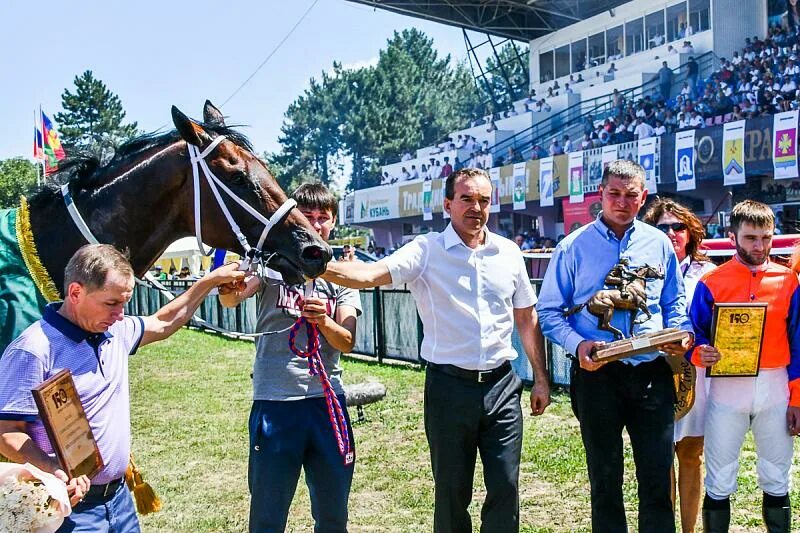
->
[[539, 157, 554, 207], [512, 162, 527, 210], [773, 110, 799, 179], [568, 151, 584, 204], [675, 129, 696, 192], [637, 137, 658, 193], [722, 120, 746, 185], [602, 145, 618, 171], [422, 179, 432, 221]]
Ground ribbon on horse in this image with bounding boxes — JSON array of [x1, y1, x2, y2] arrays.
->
[[287, 282, 354, 466]]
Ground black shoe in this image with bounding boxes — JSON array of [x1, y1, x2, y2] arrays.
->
[[762, 496, 791, 533], [702, 508, 730, 533]]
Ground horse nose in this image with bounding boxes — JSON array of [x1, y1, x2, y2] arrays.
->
[[301, 243, 332, 275]]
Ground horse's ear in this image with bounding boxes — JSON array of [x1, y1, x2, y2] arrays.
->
[[171, 105, 211, 147], [203, 100, 226, 127]]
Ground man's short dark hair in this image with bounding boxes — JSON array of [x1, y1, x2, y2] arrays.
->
[[445, 168, 491, 200], [291, 182, 338, 215], [730, 199, 774, 233], [600, 159, 646, 189], [64, 244, 133, 293]]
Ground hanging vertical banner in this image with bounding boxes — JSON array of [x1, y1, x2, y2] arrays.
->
[[722, 120, 746, 185], [489, 167, 501, 213], [568, 151, 584, 204], [602, 145, 618, 171], [675, 129, 697, 191], [422, 180, 433, 221], [539, 157, 554, 207], [773, 110, 799, 179], [637, 137, 658, 193], [441, 179, 450, 219], [512, 162, 527, 210]]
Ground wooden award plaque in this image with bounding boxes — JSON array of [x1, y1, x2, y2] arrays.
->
[[591, 328, 691, 363], [31, 369, 103, 479]]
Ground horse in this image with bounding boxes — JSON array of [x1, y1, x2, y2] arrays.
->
[[0, 100, 332, 353], [563, 264, 664, 340]]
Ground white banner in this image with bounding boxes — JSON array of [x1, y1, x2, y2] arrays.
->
[[489, 167, 501, 213], [442, 179, 449, 219], [354, 186, 399, 222], [773, 110, 799, 179], [568, 151, 584, 204], [512, 162, 527, 210], [422, 180, 432, 221], [722, 120, 746, 185], [539, 157, 554, 207], [675, 129, 696, 191], [602, 145, 618, 171], [637, 137, 658, 193]]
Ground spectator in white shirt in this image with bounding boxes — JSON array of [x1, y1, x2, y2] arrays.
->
[[688, 110, 704, 128], [565, 83, 574, 94], [563, 134, 573, 153], [654, 119, 667, 136], [678, 112, 690, 129], [401, 167, 411, 180], [549, 138, 564, 156], [580, 134, 593, 150], [401, 152, 413, 162], [410, 165, 419, 180], [680, 41, 694, 54], [633, 118, 655, 139]]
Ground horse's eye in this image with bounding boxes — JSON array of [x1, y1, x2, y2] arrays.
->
[[231, 170, 248, 183]]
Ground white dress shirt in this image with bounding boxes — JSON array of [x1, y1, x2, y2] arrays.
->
[[383, 224, 537, 370]]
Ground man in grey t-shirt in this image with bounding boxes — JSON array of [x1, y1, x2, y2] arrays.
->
[[220, 183, 360, 533]]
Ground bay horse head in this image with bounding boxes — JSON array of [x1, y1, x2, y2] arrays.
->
[[27, 101, 331, 290]]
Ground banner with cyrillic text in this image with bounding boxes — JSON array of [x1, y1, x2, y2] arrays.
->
[[602, 145, 618, 171], [675, 129, 696, 191], [637, 137, 658, 193], [422, 180, 432, 221], [490, 167, 501, 213], [512, 162, 527, 210], [539, 157, 554, 207], [568, 151, 584, 204], [354, 186, 399, 222], [773, 110, 799, 179], [722, 120, 746, 185]]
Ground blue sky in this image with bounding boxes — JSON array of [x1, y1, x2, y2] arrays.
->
[[1, 0, 468, 163]]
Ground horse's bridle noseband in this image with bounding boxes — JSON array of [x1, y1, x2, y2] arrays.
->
[[61, 135, 297, 273]]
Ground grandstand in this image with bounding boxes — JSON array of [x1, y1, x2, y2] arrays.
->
[[341, 0, 799, 252]]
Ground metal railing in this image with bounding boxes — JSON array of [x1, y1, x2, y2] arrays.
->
[[125, 279, 572, 388]]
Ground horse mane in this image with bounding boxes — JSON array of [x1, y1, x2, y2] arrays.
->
[[28, 122, 254, 209]]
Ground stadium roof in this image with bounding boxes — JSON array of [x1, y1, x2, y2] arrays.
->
[[346, 0, 631, 41]]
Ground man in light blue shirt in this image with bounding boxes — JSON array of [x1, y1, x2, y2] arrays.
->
[[537, 159, 692, 533]]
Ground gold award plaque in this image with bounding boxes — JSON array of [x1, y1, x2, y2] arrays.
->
[[31, 369, 104, 478], [708, 303, 767, 377]]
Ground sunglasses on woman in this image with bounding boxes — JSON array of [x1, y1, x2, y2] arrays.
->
[[656, 222, 688, 233]]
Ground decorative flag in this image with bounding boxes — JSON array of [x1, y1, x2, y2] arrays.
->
[[602, 145, 618, 171], [422, 180, 432, 221], [539, 157, 554, 207], [41, 111, 66, 175], [637, 137, 658, 193], [441, 179, 449, 219], [568, 151, 584, 204], [675, 129, 696, 191], [773, 110, 799, 179], [722, 120, 746, 185], [512, 162, 527, 210], [489, 167, 501, 213], [33, 125, 44, 161]]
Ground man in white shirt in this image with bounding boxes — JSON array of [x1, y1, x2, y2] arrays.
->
[[320, 168, 551, 532], [688, 111, 705, 128], [634, 118, 655, 139]]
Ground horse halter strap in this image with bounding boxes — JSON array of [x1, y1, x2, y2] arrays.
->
[[187, 135, 297, 262]]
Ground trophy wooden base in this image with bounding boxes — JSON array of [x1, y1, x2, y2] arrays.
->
[[591, 328, 690, 363]]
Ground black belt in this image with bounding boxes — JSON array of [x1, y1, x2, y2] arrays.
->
[[84, 477, 124, 501], [427, 361, 511, 384]]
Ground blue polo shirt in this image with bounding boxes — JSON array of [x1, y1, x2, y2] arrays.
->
[[0, 303, 144, 484], [536, 214, 691, 364]]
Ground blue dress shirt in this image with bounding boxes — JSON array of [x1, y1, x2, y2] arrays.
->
[[536, 214, 691, 365]]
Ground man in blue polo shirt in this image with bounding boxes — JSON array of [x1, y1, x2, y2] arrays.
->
[[537, 160, 693, 533], [0, 244, 245, 532]]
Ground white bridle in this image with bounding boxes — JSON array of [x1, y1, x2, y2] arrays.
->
[[62, 135, 298, 273]]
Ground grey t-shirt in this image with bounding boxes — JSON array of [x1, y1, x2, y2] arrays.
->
[[253, 276, 361, 401]]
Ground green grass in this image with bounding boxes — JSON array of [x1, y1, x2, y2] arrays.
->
[[130, 329, 800, 532]]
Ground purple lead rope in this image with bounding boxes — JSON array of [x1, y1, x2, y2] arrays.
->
[[287, 285, 354, 466]]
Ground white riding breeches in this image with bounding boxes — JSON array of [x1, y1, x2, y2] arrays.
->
[[704, 367, 794, 499]]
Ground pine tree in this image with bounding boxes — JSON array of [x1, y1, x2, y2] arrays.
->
[[55, 70, 138, 162]]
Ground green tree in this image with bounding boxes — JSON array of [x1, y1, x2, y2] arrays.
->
[[480, 42, 530, 111], [55, 70, 138, 162], [0, 158, 39, 208]]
